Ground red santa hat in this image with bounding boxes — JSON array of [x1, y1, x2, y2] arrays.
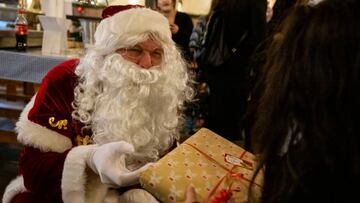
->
[[93, 5, 172, 50], [101, 4, 145, 19]]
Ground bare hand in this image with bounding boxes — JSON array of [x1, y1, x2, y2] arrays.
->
[[182, 186, 197, 203], [170, 23, 179, 34]]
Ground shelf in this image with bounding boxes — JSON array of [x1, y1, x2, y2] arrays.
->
[[66, 15, 101, 21], [70, 3, 105, 20]]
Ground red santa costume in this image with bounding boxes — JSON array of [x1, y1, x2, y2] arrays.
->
[[2, 5, 194, 203]]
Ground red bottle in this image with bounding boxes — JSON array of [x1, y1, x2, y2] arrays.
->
[[15, 8, 28, 52]]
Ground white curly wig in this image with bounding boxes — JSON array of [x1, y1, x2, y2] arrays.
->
[[72, 7, 194, 160]]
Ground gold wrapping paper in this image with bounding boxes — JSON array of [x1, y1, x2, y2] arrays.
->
[[140, 128, 263, 203]]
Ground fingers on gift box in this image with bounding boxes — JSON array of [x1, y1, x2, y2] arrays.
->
[[140, 128, 264, 203]]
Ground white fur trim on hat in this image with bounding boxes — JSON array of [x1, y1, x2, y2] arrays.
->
[[94, 7, 172, 49], [16, 95, 73, 153], [2, 176, 27, 203]]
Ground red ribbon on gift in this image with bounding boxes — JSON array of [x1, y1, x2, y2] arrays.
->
[[184, 142, 261, 203]]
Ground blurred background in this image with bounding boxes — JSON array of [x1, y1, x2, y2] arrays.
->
[[0, 0, 214, 49]]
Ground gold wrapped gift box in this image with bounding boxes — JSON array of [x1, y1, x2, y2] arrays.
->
[[140, 128, 263, 203]]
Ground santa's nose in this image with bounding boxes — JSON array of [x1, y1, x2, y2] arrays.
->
[[138, 52, 153, 69]]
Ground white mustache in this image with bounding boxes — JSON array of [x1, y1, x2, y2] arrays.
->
[[103, 54, 163, 85]]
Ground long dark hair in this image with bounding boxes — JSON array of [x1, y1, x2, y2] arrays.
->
[[250, 0, 360, 202]]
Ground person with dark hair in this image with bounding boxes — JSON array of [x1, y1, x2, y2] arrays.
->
[[2, 5, 194, 203], [244, 0, 310, 150], [156, 0, 193, 61], [266, 0, 296, 38], [188, 0, 222, 61], [185, 15, 210, 135], [188, 16, 207, 62], [250, 0, 360, 202], [201, 0, 267, 142], [266, 0, 309, 38], [180, 0, 360, 202]]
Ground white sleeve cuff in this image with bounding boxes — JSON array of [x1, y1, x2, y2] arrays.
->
[[61, 144, 98, 203]]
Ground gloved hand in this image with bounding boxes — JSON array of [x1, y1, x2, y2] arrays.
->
[[87, 141, 152, 187]]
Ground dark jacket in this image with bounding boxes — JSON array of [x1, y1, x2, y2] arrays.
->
[[173, 11, 193, 61]]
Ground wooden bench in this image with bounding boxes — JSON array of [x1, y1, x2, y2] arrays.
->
[[0, 79, 34, 144], [0, 100, 25, 119], [0, 100, 26, 143], [0, 79, 35, 101], [0, 129, 17, 143]]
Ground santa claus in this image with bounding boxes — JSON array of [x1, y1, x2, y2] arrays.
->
[[3, 5, 194, 203]]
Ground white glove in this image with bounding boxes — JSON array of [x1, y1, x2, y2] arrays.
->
[[87, 141, 151, 187]]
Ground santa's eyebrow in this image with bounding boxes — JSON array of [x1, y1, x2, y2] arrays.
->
[[152, 48, 164, 53], [129, 45, 142, 49], [132, 45, 163, 53]]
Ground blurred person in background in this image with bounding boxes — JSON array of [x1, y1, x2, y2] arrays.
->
[[156, 0, 194, 137], [244, 0, 310, 150], [266, 0, 309, 39], [156, 0, 193, 62], [186, 15, 210, 135], [200, 0, 267, 142]]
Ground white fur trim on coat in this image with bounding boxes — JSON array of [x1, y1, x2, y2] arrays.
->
[[62, 145, 160, 203], [2, 176, 27, 203], [62, 144, 110, 203], [16, 95, 72, 153], [119, 189, 160, 203]]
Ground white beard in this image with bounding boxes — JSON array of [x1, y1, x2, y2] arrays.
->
[[74, 53, 188, 160]]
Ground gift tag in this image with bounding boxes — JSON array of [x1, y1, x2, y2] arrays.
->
[[224, 153, 253, 170]]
